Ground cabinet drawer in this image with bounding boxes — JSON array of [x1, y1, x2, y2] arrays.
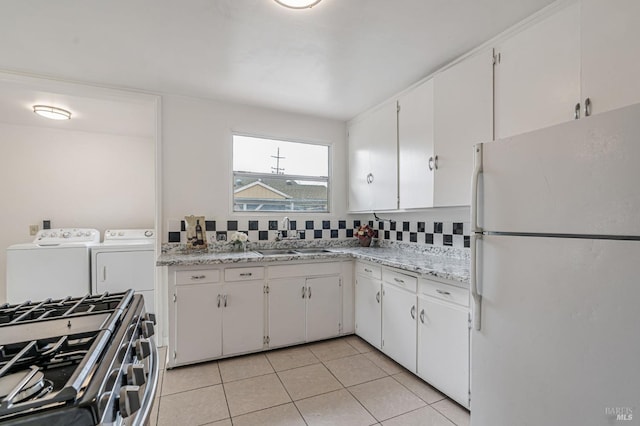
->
[[419, 279, 469, 307], [225, 267, 264, 282], [383, 269, 417, 292], [355, 262, 382, 279], [269, 262, 341, 279], [175, 269, 220, 285]]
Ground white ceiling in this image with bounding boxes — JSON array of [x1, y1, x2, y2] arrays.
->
[[0, 0, 556, 122]]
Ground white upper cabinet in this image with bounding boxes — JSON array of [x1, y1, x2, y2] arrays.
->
[[580, 0, 640, 116], [433, 49, 493, 207], [398, 79, 434, 209], [348, 100, 398, 212], [494, 2, 581, 139]]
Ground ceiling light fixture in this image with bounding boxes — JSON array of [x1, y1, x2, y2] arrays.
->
[[33, 105, 72, 120], [274, 0, 322, 9]]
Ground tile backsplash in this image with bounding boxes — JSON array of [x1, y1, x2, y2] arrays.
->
[[166, 217, 470, 249]]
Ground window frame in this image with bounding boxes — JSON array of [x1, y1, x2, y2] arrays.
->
[[231, 132, 332, 214]]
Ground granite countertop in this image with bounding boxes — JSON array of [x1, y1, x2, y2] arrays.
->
[[157, 242, 470, 285]]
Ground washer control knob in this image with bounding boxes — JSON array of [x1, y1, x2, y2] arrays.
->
[[85, 231, 91, 237], [127, 364, 146, 386], [62, 231, 71, 238], [50, 232, 58, 238], [118, 231, 124, 236], [144, 230, 154, 238], [119, 385, 142, 417]]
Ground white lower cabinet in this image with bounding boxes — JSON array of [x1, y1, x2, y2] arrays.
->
[[174, 283, 223, 364], [169, 266, 265, 367], [268, 278, 307, 348], [267, 262, 344, 348], [417, 282, 470, 408], [221, 281, 265, 356], [381, 283, 417, 373], [354, 270, 382, 349]]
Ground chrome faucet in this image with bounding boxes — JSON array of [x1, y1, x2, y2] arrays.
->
[[280, 216, 298, 240]]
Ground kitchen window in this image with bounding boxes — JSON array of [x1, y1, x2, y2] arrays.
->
[[232, 134, 330, 212]]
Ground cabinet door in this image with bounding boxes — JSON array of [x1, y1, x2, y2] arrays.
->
[[581, 0, 640, 116], [398, 79, 434, 209], [306, 276, 341, 342], [268, 278, 306, 348], [369, 100, 399, 211], [494, 2, 581, 139], [175, 284, 222, 364], [348, 100, 398, 211], [381, 284, 417, 373], [417, 295, 469, 408], [222, 281, 265, 356], [354, 274, 382, 349], [347, 118, 374, 212], [434, 49, 493, 207]]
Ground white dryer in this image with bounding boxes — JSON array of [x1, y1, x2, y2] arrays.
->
[[91, 229, 155, 313], [6, 229, 100, 304]]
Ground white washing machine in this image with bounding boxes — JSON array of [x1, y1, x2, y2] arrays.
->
[[6, 228, 100, 304], [91, 229, 155, 313]]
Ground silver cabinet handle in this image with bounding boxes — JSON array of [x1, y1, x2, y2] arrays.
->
[[191, 275, 206, 280], [584, 97, 591, 117], [436, 289, 451, 296], [394, 278, 405, 284], [434, 155, 438, 170], [223, 294, 228, 307], [364, 268, 372, 273], [308, 286, 312, 299], [420, 309, 425, 324], [574, 102, 580, 120], [428, 156, 434, 171], [217, 294, 221, 308], [239, 272, 252, 277], [302, 286, 306, 299], [376, 291, 380, 303], [366, 173, 374, 184], [410, 305, 416, 319]]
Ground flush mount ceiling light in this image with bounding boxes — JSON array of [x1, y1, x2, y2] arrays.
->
[[274, 0, 322, 9], [33, 105, 72, 120]]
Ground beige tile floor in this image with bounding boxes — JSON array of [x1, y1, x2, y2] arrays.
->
[[150, 336, 470, 426]]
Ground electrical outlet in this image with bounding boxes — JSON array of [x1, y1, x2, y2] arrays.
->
[[29, 225, 39, 236]]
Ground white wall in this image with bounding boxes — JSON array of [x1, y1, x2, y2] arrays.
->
[[160, 94, 348, 238], [0, 122, 155, 303]]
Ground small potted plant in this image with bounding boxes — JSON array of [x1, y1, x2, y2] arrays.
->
[[355, 224, 375, 247], [229, 231, 249, 252]]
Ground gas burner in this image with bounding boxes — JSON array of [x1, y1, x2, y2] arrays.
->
[[0, 290, 158, 425], [0, 367, 53, 405]]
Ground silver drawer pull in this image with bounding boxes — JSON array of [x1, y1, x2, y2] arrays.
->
[[239, 272, 253, 277], [364, 268, 372, 273], [217, 294, 221, 308], [191, 275, 206, 280], [394, 278, 405, 284], [410, 305, 416, 319], [302, 286, 306, 299], [420, 309, 425, 324], [436, 289, 451, 295], [376, 291, 381, 303], [308, 286, 312, 299]]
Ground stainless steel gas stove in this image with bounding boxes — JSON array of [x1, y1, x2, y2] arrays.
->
[[0, 290, 158, 425]]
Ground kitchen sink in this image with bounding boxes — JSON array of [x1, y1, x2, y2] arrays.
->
[[292, 248, 332, 254], [255, 248, 333, 256], [256, 249, 298, 256]]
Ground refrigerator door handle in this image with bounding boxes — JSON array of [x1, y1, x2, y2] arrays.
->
[[471, 233, 482, 330], [471, 144, 483, 233]]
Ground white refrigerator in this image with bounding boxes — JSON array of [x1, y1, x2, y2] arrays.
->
[[470, 103, 640, 426]]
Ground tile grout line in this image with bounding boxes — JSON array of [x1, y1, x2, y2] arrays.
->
[[217, 361, 233, 425], [263, 351, 310, 426]]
